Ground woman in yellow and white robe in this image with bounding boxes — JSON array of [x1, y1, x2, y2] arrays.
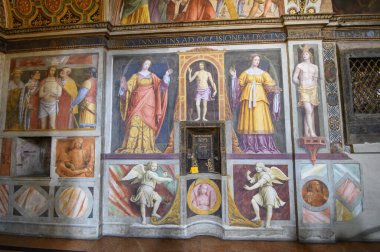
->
[[231, 54, 280, 153]]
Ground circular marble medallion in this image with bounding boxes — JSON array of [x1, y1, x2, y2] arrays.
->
[[58, 187, 89, 218]]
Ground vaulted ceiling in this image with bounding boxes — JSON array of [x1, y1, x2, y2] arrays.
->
[[0, 0, 103, 29], [1, 0, 380, 31]]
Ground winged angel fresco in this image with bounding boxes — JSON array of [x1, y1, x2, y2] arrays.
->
[[121, 162, 173, 224], [244, 162, 289, 228]]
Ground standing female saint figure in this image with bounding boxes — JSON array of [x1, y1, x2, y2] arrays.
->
[[119, 0, 150, 25], [230, 54, 281, 153], [116, 59, 173, 154]]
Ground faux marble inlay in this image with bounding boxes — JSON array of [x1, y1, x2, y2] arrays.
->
[[0, 185, 9, 216], [333, 164, 362, 221], [301, 164, 327, 180], [58, 187, 89, 218], [15, 186, 48, 217], [303, 207, 330, 224], [336, 178, 361, 206]]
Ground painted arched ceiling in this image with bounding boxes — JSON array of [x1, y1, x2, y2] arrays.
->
[[1, 0, 334, 30], [2, 0, 103, 29], [3, 0, 378, 30]]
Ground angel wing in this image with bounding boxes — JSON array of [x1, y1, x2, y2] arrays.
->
[[121, 164, 145, 184], [269, 166, 289, 185]]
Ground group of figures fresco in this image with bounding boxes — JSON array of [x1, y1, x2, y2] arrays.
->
[[112, 0, 285, 25], [111, 44, 321, 154], [5, 55, 98, 130]]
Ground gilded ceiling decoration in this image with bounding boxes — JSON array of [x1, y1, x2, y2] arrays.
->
[[0, 0, 6, 28], [7, 0, 103, 29]]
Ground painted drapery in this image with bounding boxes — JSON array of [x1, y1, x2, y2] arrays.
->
[[116, 73, 168, 153]]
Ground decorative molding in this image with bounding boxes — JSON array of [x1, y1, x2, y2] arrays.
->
[[1, 22, 109, 35], [282, 14, 332, 21], [6, 36, 107, 52], [287, 29, 323, 39], [112, 18, 282, 32], [0, 13, 379, 35], [322, 42, 344, 152], [0, 18, 379, 52], [331, 14, 380, 24], [108, 32, 287, 49], [101, 153, 179, 160], [0, 38, 6, 52], [298, 137, 327, 165], [335, 29, 380, 39], [298, 228, 335, 241]]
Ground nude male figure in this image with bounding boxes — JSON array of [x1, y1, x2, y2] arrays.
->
[[188, 62, 217, 121], [292, 46, 320, 137], [39, 66, 62, 129]]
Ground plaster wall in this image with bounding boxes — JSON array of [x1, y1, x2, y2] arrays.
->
[[0, 37, 378, 242], [334, 153, 380, 241]]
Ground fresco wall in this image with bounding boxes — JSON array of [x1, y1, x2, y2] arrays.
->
[[101, 44, 295, 239], [110, 0, 331, 25], [0, 49, 103, 238], [0, 27, 373, 241]]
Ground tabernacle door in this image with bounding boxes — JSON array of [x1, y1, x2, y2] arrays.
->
[[180, 122, 225, 175]]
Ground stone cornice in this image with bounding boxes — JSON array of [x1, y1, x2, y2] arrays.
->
[[0, 14, 379, 37], [331, 14, 380, 24], [0, 14, 380, 52]]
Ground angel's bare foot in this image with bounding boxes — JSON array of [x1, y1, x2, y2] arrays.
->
[[142, 219, 147, 225], [202, 118, 208, 121], [252, 216, 261, 222], [194, 117, 200, 121]]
